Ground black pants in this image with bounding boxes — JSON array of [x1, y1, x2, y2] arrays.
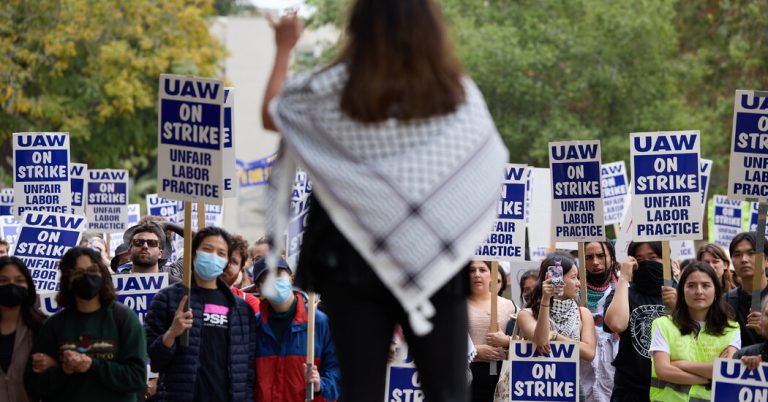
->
[[469, 362, 500, 402], [321, 280, 470, 402]]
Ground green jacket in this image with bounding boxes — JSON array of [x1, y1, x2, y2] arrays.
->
[[27, 302, 147, 402]]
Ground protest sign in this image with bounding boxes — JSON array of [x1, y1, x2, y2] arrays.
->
[[728, 90, 768, 201], [525, 167, 533, 225], [146, 193, 179, 222], [108, 203, 141, 255], [749, 202, 768, 235], [384, 363, 422, 402], [549, 141, 605, 242], [1, 216, 20, 247], [630, 131, 703, 241], [70, 163, 87, 215], [158, 74, 225, 204], [86, 169, 129, 232], [287, 169, 312, 261], [475, 164, 527, 261], [223, 87, 237, 197], [13, 132, 71, 217], [175, 202, 223, 228], [509, 341, 579, 402], [14, 212, 86, 292], [712, 358, 768, 402], [710, 195, 745, 249], [601, 161, 629, 225], [670, 240, 695, 262], [700, 159, 713, 205], [39, 273, 169, 323], [236, 154, 276, 188], [0, 189, 13, 216], [528, 168, 577, 260]]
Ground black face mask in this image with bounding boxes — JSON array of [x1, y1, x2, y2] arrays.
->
[[0, 284, 27, 307], [72, 274, 102, 300], [587, 269, 612, 286], [633, 260, 664, 295]]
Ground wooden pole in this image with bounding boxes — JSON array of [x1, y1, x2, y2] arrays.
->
[[180, 201, 193, 346], [612, 223, 620, 240], [490, 260, 499, 332], [306, 292, 316, 402], [752, 202, 768, 311], [105, 234, 111, 260], [578, 242, 587, 307], [662, 240, 673, 288], [196, 202, 205, 230]]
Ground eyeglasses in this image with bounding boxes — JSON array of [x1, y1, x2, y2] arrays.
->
[[132, 239, 160, 248], [71, 265, 101, 277]]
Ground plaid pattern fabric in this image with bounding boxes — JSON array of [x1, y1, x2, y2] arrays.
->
[[266, 64, 508, 335]]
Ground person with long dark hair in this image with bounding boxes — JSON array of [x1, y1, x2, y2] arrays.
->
[[262, 1, 508, 401], [0, 256, 44, 402], [144, 226, 256, 402], [582, 241, 620, 402], [696, 242, 738, 292], [26, 247, 146, 401], [649, 262, 739, 401]]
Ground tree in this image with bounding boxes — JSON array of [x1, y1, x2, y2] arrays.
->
[[0, 0, 225, 182]]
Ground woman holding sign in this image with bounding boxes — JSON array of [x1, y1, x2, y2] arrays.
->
[[649, 262, 739, 402], [27, 247, 147, 402], [517, 253, 596, 399], [0, 256, 44, 402]]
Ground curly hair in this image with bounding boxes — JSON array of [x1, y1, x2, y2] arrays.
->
[[56, 247, 117, 310]]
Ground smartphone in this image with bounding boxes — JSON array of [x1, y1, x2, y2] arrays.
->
[[547, 261, 564, 296]]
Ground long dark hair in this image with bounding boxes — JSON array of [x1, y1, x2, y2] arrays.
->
[[57, 247, 116, 310], [586, 241, 620, 283], [528, 252, 577, 318], [672, 261, 735, 336], [336, 0, 465, 122], [0, 256, 44, 332]]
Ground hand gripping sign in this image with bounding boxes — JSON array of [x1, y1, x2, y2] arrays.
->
[[14, 211, 86, 293], [510, 341, 580, 402], [728, 90, 768, 201], [158, 74, 225, 205], [475, 164, 527, 261], [630, 131, 703, 241], [13, 132, 71, 217], [712, 358, 768, 402], [549, 140, 605, 242]]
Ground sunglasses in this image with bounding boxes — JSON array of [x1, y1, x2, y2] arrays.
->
[[132, 239, 160, 248]]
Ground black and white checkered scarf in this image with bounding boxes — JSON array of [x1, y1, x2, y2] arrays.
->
[[264, 65, 508, 335]]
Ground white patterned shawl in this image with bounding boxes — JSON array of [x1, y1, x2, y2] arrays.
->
[[265, 64, 508, 335]]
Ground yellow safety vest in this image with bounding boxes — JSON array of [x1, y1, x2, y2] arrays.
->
[[649, 315, 738, 402]]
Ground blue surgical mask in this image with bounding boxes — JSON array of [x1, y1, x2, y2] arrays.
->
[[194, 251, 227, 281], [265, 276, 293, 305]]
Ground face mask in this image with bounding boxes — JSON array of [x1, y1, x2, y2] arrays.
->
[[195, 251, 227, 281], [0, 284, 27, 307], [72, 274, 102, 300], [265, 276, 293, 305], [633, 260, 664, 295], [587, 269, 612, 286]]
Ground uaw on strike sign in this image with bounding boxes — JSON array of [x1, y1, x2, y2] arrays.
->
[[158, 74, 224, 204], [475, 164, 527, 261], [13, 132, 71, 217], [630, 131, 703, 241], [729, 90, 768, 201]]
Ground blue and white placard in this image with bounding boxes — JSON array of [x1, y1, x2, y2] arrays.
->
[[70, 163, 87, 216], [0, 189, 13, 216], [158, 74, 225, 204], [223, 87, 237, 198], [175, 202, 223, 228], [630, 131, 703, 241], [13, 132, 71, 217], [728, 90, 768, 201], [475, 164, 527, 261], [712, 358, 768, 402], [549, 140, 605, 242], [384, 363, 422, 402], [287, 169, 312, 259], [711, 195, 744, 249], [510, 341, 579, 402], [14, 212, 86, 292], [146, 193, 178, 222], [86, 169, 129, 232], [237, 154, 276, 188], [601, 161, 628, 225], [748, 202, 768, 235], [0, 216, 19, 247]]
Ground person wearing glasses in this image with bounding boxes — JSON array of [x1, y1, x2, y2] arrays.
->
[[117, 222, 180, 284], [26, 247, 147, 402]]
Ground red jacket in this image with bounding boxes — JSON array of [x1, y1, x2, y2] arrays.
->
[[253, 292, 340, 402], [231, 286, 260, 313]]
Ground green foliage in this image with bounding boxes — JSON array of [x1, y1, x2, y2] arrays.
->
[[0, 0, 225, 181], [302, 0, 768, 195]]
